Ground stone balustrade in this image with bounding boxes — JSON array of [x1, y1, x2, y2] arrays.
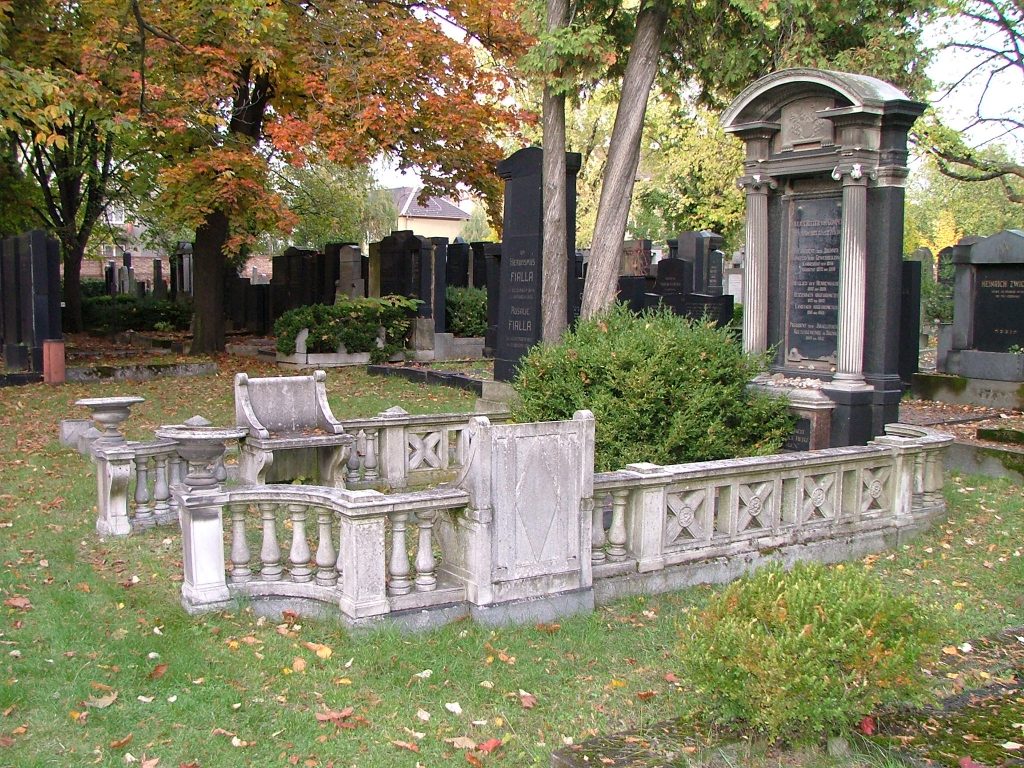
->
[[91, 439, 188, 536], [80, 398, 952, 629], [340, 408, 510, 490], [589, 423, 952, 600], [174, 483, 470, 619]]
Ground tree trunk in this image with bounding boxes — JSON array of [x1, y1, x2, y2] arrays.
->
[[580, 0, 669, 319], [191, 209, 229, 354], [540, 0, 570, 342], [62, 242, 85, 332]]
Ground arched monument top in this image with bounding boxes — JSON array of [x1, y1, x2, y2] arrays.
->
[[722, 68, 916, 129]]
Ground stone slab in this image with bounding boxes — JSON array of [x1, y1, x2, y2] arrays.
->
[[944, 349, 1024, 382], [944, 440, 1024, 483], [470, 587, 594, 627], [912, 372, 1024, 410]]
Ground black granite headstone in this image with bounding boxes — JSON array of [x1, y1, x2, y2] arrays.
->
[[616, 276, 653, 314], [447, 243, 470, 288], [483, 243, 501, 357], [678, 293, 734, 327], [898, 260, 921, 384], [783, 417, 812, 452], [430, 237, 448, 333], [973, 264, 1024, 352], [1, 230, 60, 371], [784, 197, 841, 367], [493, 147, 581, 381], [470, 242, 486, 292], [153, 260, 167, 301], [652, 258, 692, 297]]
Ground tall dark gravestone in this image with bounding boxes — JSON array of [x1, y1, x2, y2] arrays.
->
[[483, 243, 501, 357], [723, 68, 924, 447], [493, 147, 581, 381], [0, 230, 61, 372], [379, 230, 434, 319], [430, 237, 449, 333], [938, 230, 1024, 383], [898, 260, 921, 385], [447, 242, 470, 288], [471, 241, 487, 289]]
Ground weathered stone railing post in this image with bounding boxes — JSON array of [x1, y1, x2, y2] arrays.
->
[[335, 489, 391, 619], [623, 462, 673, 573], [78, 395, 145, 537], [157, 419, 246, 613], [376, 407, 411, 489]]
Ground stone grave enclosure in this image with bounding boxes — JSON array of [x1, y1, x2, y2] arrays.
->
[[76, 375, 952, 630]]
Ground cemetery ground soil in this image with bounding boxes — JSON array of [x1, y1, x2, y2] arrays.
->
[[0, 344, 1021, 767]]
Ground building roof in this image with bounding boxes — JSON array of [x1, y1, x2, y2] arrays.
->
[[390, 187, 470, 221]]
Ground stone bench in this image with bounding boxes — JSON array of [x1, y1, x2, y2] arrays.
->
[[234, 370, 354, 487]]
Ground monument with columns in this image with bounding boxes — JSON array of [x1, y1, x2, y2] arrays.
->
[[722, 69, 924, 447]]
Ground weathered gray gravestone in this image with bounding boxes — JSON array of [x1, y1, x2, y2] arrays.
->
[[723, 68, 924, 447], [493, 147, 581, 382]]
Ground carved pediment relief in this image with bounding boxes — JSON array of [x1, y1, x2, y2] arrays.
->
[[775, 97, 835, 152]]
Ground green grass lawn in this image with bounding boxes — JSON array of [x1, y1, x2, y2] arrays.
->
[[1, 360, 1021, 767]]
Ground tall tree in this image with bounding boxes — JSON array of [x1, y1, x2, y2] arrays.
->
[[120, 0, 528, 352], [0, 0, 134, 331], [527, 0, 935, 319], [915, 0, 1024, 203]]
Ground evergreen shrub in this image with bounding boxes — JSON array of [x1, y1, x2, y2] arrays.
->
[[445, 286, 487, 337], [79, 295, 192, 334], [512, 304, 793, 471], [679, 562, 938, 743], [274, 295, 419, 363]]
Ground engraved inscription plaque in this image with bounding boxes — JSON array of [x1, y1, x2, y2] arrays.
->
[[973, 265, 1024, 352], [785, 197, 841, 367]]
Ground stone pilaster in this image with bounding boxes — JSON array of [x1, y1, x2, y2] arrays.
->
[[738, 174, 777, 356], [830, 163, 873, 389]]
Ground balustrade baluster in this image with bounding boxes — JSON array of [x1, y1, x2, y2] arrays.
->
[[315, 506, 338, 586], [363, 428, 379, 481], [335, 513, 345, 581], [591, 493, 608, 563], [229, 502, 252, 583], [259, 502, 283, 581], [152, 454, 171, 523], [607, 489, 629, 560], [414, 508, 437, 590], [346, 435, 362, 484], [134, 455, 154, 528], [214, 456, 228, 485], [387, 510, 412, 594], [168, 456, 184, 512], [288, 504, 313, 582]]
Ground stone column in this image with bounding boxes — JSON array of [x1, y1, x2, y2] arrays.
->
[[830, 163, 872, 388], [738, 174, 776, 355]]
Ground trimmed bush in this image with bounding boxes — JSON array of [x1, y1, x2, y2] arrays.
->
[[79, 294, 192, 334], [512, 304, 793, 471], [274, 295, 419, 363], [679, 562, 939, 744], [445, 286, 487, 337]]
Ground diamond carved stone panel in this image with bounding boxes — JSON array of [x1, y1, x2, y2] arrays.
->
[[800, 474, 836, 522], [861, 466, 891, 515], [489, 423, 584, 582], [737, 481, 773, 533], [408, 430, 443, 470], [665, 489, 709, 546]]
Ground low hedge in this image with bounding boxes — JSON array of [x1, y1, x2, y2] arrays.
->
[[78, 294, 192, 334], [679, 561, 939, 743], [512, 303, 793, 471], [274, 295, 420, 363], [445, 286, 487, 337]]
